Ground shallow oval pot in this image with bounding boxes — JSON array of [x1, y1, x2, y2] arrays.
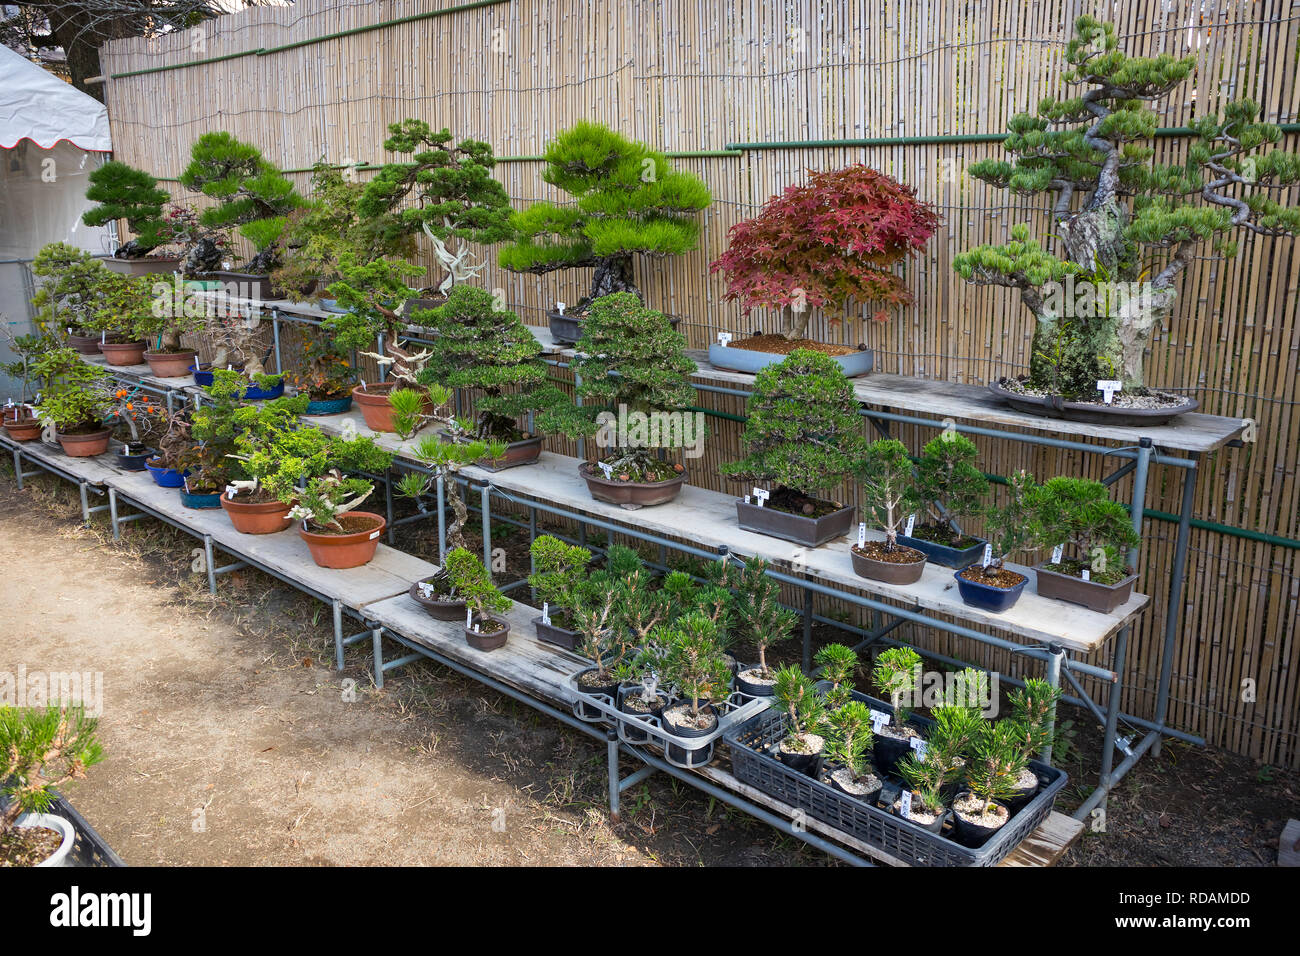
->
[[988, 377, 1198, 426], [67, 334, 102, 355], [579, 463, 686, 508], [708, 341, 874, 378], [15, 812, 75, 867], [144, 349, 199, 379], [99, 254, 183, 277], [180, 488, 222, 509], [2, 415, 42, 442], [850, 543, 927, 585], [478, 435, 543, 471], [736, 498, 854, 547], [534, 614, 581, 651], [57, 428, 111, 457], [896, 533, 986, 569], [98, 340, 148, 366], [299, 511, 386, 569], [221, 493, 293, 534], [465, 613, 510, 652], [303, 396, 354, 416], [1034, 564, 1138, 614], [409, 580, 467, 620], [954, 568, 1028, 613]]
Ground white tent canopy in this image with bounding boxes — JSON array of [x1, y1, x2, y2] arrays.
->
[[0, 44, 111, 151]]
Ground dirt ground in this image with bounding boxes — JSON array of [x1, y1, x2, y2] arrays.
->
[[1, 461, 1295, 867]]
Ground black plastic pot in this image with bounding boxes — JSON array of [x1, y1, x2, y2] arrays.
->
[[662, 703, 718, 767], [617, 686, 670, 744], [734, 665, 776, 697], [775, 733, 824, 778], [827, 766, 883, 804], [115, 446, 153, 471], [892, 796, 948, 834], [872, 728, 916, 778], [575, 667, 619, 721], [951, 791, 1011, 847], [1004, 768, 1046, 813]]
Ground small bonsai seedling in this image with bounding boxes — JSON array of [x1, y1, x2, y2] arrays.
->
[[771, 665, 827, 761], [444, 547, 512, 633], [728, 557, 797, 690], [854, 437, 924, 562], [1007, 677, 1063, 773], [538, 291, 697, 486], [955, 719, 1027, 834], [872, 647, 922, 744], [499, 121, 710, 308], [1, 332, 54, 418], [824, 700, 880, 797], [813, 642, 859, 711], [571, 585, 638, 691], [661, 612, 734, 732], [30, 243, 112, 340], [721, 349, 867, 517], [81, 159, 170, 259], [959, 470, 1041, 590], [1035, 476, 1141, 585], [711, 164, 939, 350], [0, 705, 103, 865], [527, 535, 593, 630], [911, 433, 990, 549]]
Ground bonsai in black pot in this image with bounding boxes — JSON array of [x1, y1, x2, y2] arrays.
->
[[824, 700, 881, 801], [852, 438, 927, 585], [721, 349, 867, 547], [727, 557, 797, 697], [445, 547, 513, 652], [899, 433, 990, 568], [659, 611, 733, 766], [571, 583, 638, 720], [770, 665, 827, 777], [870, 647, 923, 777], [951, 720, 1027, 847], [1002, 677, 1063, 810], [814, 642, 860, 710], [526, 535, 594, 650]]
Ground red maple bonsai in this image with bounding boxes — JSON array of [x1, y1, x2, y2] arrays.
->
[[710, 164, 940, 342]]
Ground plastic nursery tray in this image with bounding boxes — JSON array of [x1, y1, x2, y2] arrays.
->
[[567, 674, 770, 770], [725, 692, 1066, 867]]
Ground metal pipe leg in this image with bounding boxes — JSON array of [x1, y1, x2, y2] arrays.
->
[[78, 482, 90, 525], [1127, 438, 1153, 571], [1095, 625, 1130, 814], [333, 600, 344, 671], [481, 484, 492, 573], [204, 535, 217, 595], [385, 467, 395, 545], [372, 628, 385, 689], [607, 734, 621, 822], [1041, 642, 1065, 766], [1152, 453, 1199, 758], [436, 474, 447, 564], [109, 488, 120, 541]]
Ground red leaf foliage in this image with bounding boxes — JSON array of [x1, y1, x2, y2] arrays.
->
[[709, 164, 940, 317]]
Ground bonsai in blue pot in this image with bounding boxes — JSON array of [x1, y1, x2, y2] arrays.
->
[[954, 470, 1041, 613]]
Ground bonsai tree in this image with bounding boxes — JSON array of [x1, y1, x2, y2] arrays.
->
[[290, 471, 379, 533], [191, 369, 307, 490], [958, 718, 1028, 829], [360, 120, 515, 295], [771, 664, 827, 757], [873, 646, 922, 728], [856, 438, 922, 553], [159, 202, 228, 275], [912, 433, 990, 548], [728, 556, 797, 684], [965, 470, 1042, 584], [527, 535, 593, 628], [1, 331, 55, 411], [499, 121, 711, 307], [571, 584, 638, 689], [711, 163, 940, 342], [285, 329, 357, 403], [721, 349, 867, 511], [179, 131, 303, 273], [413, 285, 566, 443], [0, 706, 103, 838], [538, 291, 697, 483], [81, 159, 170, 258], [241, 425, 392, 516], [1007, 677, 1063, 767], [813, 642, 859, 711], [30, 243, 112, 340], [1035, 476, 1140, 583], [125, 275, 208, 354], [99, 381, 166, 455], [444, 546, 512, 631], [824, 700, 878, 794], [324, 254, 428, 378], [953, 16, 1300, 399], [396, 428, 507, 551], [661, 612, 734, 729], [35, 357, 110, 435]]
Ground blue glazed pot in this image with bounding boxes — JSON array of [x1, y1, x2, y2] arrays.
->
[[145, 460, 187, 488], [242, 379, 284, 401], [954, 569, 1028, 613], [189, 364, 215, 386], [898, 533, 986, 569], [180, 489, 222, 509], [303, 396, 353, 416]]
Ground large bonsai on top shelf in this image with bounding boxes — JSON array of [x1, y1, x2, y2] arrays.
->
[[498, 122, 711, 308], [710, 164, 940, 346], [953, 16, 1300, 402], [81, 160, 170, 259]]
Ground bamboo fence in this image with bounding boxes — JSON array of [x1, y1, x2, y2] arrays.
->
[[98, 0, 1300, 768]]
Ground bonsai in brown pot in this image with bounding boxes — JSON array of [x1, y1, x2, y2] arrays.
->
[[291, 471, 388, 569], [1033, 477, 1141, 613], [127, 272, 207, 378], [851, 438, 927, 585], [29, 243, 113, 354], [444, 547, 513, 652], [1, 332, 49, 441], [32, 352, 112, 457], [81, 159, 184, 275]]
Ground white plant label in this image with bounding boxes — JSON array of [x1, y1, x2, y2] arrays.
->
[[466, 608, 474, 628], [1097, 379, 1122, 404], [1052, 544, 1064, 565], [904, 514, 915, 537], [981, 543, 993, 568], [598, 461, 614, 479], [225, 484, 239, 499], [899, 789, 913, 819], [1081, 568, 1091, 582], [101, 330, 106, 343], [541, 602, 551, 625], [909, 737, 928, 759], [555, 301, 566, 315], [743, 495, 751, 505], [857, 522, 866, 547], [716, 332, 732, 347], [368, 529, 381, 540], [359, 378, 367, 391], [752, 488, 769, 507], [870, 709, 890, 733]]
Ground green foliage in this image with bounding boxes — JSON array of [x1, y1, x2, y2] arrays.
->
[[965, 719, 1029, 813], [721, 349, 867, 498], [324, 254, 425, 339], [35, 353, 110, 431], [190, 369, 307, 486], [660, 611, 733, 719], [1034, 476, 1139, 583], [81, 160, 170, 256], [242, 423, 390, 505], [526, 535, 593, 619], [400, 429, 505, 550], [772, 664, 825, 741], [1007, 678, 1063, 762], [824, 700, 875, 782], [984, 470, 1042, 568], [30, 243, 113, 337], [814, 643, 859, 711], [856, 438, 921, 547], [444, 546, 512, 623], [914, 433, 989, 538], [1, 332, 56, 402], [291, 472, 376, 532], [872, 647, 922, 725], [727, 557, 796, 678], [0, 706, 104, 832], [387, 386, 427, 439]]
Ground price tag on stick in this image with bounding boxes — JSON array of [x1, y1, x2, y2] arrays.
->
[[857, 522, 866, 548], [752, 488, 769, 508], [870, 709, 890, 733], [904, 514, 915, 538], [981, 543, 993, 568], [717, 332, 732, 347], [899, 789, 913, 819], [1081, 568, 1091, 582], [909, 737, 928, 759], [1051, 544, 1064, 565], [1097, 379, 1122, 404], [541, 602, 551, 625]]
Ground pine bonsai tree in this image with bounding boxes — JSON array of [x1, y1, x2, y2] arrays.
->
[[661, 612, 734, 728], [721, 349, 867, 511], [711, 164, 940, 342], [856, 438, 922, 554], [963, 470, 1042, 587], [912, 433, 990, 547], [396, 428, 507, 552], [771, 664, 827, 755], [498, 122, 711, 307], [538, 291, 697, 483], [728, 556, 797, 683], [30, 243, 112, 339], [1035, 476, 1140, 584], [413, 285, 566, 443], [527, 535, 593, 628], [824, 701, 878, 793], [873, 646, 922, 728], [179, 131, 303, 274], [959, 719, 1027, 825], [814, 643, 859, 710], [359, 120, 515, 295], [953, 16, 1300, 400], [81, 159, 170, 258], [0, 705, 103, 836], [1006, 677, 1063, 766]]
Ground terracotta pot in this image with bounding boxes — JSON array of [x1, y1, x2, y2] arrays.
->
[[67, 334, 102, 355], [220, 493, 293, 534], [465, 614, 511, 652], [579, 463, 686, 508], [352, 383, 433, 433], [98, 340, 148, 366], [56, 427, 111, 457], [2, 415, 41, 442], [144, 349, 199, 378], [299, 511, 386, 568], [849, 544, 927, 585], [408, 579, 466, 620]]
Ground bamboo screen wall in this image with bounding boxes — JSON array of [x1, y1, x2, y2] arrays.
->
[[98, 0, 1300, 768]]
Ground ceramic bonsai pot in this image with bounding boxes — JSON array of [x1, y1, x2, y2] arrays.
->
[[1034, 564, 1139, 613], [56, 427, 111, 457], [735, 499, 854, 547], [534, 615, 581, 651], [115, 445, 153, 470], [303, 396, 354, 416], [98, 254, 183, 277], [220, 493, 293, 534], [409, 579, 466, 620], [145, 458, 186, 487], [2, 414, 41, 442], [850, 542, 927, 585], [299, 511, 386, 568], [207, 271, 275, 300], [144, 349, 199, 378], [180, 488, 222, 509], [708, 341, 874, 378], [404, 296, 445, 319], [896, 533, 986, 569], [465, 614, 511, 651], [242, 378, 285, 401], [478, 435, 543, 471], [989, 377, 1199, 426], [67, 334, 102, 355], [189, 363, 229, 387], [14, 812, 75, 867], [579, 463, 686, 508], [548, 309, 681, 346], [98, 340, 148, 366], [954, 568, 1028, 612]]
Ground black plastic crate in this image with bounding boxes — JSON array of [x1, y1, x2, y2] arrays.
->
[[725, 707, 1066, 867]]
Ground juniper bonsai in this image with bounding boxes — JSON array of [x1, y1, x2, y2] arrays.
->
[[953, 16, 1300, 399], [1034, 476, 1140, 584], [912, 433, 990, 547], [444, 547, 512, 629], [498, 122, 711, 307], [81, 159, 170, 259], [527, 535, 593, 628]]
